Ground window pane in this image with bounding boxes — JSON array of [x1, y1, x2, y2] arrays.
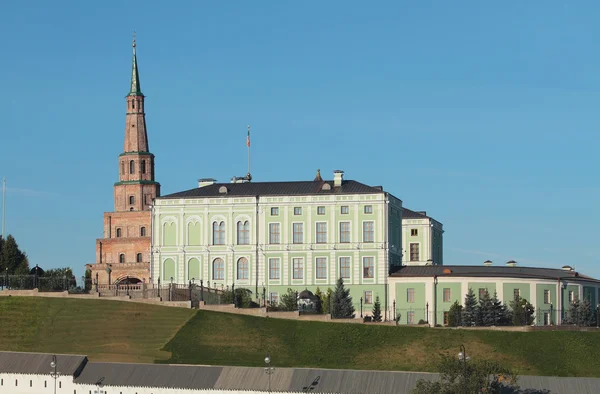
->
[[443, 288, 451, 302], [364, 205, 373, 214], [317, 206, 325, 215], [339, 222, 350, 243], [271, 207, 279, 216], [237, 257, 249, 280], [363, 257, 374, 278], [316, 223, 327, 243], [293, 223, 303, 244], [407, 288, 415, 303], [294, 207, 302, 215], [339, 257, 350, 278], [341, 206, 349, 214], [410, 243, 419, 261], [269, 223, 280, 244], [213, 258, 224, 280], [292, 258, 303, 279], [363, 221, 374, 243], [269, 258, 280, 279], [316, 258, 327, 279], [364, 291, 373, 304]]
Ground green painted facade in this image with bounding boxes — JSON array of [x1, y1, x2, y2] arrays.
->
[[436, 282, 462, 324], [502, 283, 530, 305], [468, 282, 497, 301], [395, 283, 427, 324]]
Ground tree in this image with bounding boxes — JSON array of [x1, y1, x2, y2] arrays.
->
[[84, 269, 92, 292], [477, 290, 495, 326], [461, 288, 478, 327], [565, 298, 595, 327], [372, 295, 382, 322], [313, 287, 324, 313], [279, 288, 298, 311], [1, 235, 28, 274], [412, 355, 519, 394], [321, 288, 333, 314], [41, 267, 76, 291], [491, 291, 510, 326], [447, 301, 462, 327], [509, 296, 535, 326], [331, 278, 355, 318]]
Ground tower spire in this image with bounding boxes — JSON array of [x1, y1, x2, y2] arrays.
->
[[130, 32, 142, 96]]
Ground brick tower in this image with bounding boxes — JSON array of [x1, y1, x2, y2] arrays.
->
[[87, 36, 160, 285]]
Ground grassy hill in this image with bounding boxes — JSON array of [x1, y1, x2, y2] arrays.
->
[[1, 297, 600, 377], [0, 296, 195, 363]]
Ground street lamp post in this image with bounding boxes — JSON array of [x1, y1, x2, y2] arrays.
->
[[426, 302, 429, 324], [264, 353, 275, 393], [50, 355, 59, 394], [360, 297, 363, 318]]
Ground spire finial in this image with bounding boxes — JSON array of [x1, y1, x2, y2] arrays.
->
[[314, 169, 323, 182], [129, 33, 142, 96]]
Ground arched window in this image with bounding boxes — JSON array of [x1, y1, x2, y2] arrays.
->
[[116, 228, 122, 238], [140, 227, 146, 237], [237, 257, 249, 280], [119, 254, 125, 264], [213, 221, 225, 245], [136, 253, 142, 263], [129, 195, 135, 205], [141, 160, 146, 174], [132, 99, 135, 109], [129, 160, 134, 174], [121, 161, 125, 174], [213, 258, 224, 280], [237, 221, 250, 245]]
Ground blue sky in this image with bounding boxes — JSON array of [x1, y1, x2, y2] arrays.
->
[[0, 2, 598, 281]]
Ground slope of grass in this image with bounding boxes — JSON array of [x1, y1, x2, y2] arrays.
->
[[0, 297, 195, 363], [162, 310, 600, 377]]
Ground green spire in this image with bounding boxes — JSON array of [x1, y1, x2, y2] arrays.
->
[[129, 33, 142, 96]]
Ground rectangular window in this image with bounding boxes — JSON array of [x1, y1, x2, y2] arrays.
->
[[544, 289, 550, 304], [292, 223, 304, 244], [444, 312, 449, 326], [411, 229, 418, 236], [341, 206, 349, 214], [407, 311, 415, 324], [269, 223, 280, 244], [364, 205, 373, 214], [407, 288, 415, 303], [270, 292, 279, 305], [514, 288, 520, 300], [339, 222, 350, 243], [568, 290, 574, 302], [316, 222, 327, 243], [479, 288, 487, 300], [543, 312, 550, 325], [292, 258, 303, 280], [443, 288, 451, 302], [362, 257, 374, 279], [316, 258, 327, 279], [269, 258, 280, 280], [363, 221, 374, 243], [317, 206, 325, 215], [410, 243, 419, 261], [339, 257, 350, 279], [271, 207, 279, 216], [294, 207, 302, 215], [364, 290, 373, 304]]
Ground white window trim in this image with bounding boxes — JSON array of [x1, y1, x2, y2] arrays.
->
[[269, 222, 281, 245], [361, 220, 375, 244], [338, 255, 352, 283], [315, 221, 328, 244], [315, 256, 328, 281], [291, 221, 304, 244], [338, 221, 351, 244]]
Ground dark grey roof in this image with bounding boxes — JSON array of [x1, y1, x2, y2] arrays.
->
[[390, 265, 600, 283], [0, 352, 87, 376], [73, 361, 600, 394], [402, 208, 429, 219], [160, 180, 384, 199], [75, 362, 435, 393]]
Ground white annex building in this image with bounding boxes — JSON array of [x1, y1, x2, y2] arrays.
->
[[0, 351, 599, 394]]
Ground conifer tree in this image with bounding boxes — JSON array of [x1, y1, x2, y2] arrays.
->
[[448, 301, 462, 327], [478, 290, 495, 326], [331, 278, 355, 318], [490, 291, 509, 326], [314, 287, 324, 313], [461, 288, 478, 326], [372, 295, 382, 322], [1, 235, 28, 274], [509, 296, 535, 326]]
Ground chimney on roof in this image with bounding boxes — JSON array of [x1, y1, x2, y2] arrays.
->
[[483, 260, 493, 266], [506, 260, 517, 267], [562, 265, 574, 272], [333, 170, 344, 187], [198, 178, 216, 187]]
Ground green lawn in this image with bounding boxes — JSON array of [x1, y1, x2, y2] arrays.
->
[[163, 310, 600, 377], [1, 297, 599, 377], [0, 297, 195, 363]]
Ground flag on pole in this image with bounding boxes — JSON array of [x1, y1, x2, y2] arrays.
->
[[246, 125, 251, 147]]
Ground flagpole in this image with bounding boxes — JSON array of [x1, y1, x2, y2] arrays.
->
[[2, 177, 5, 239], [247, 125, 251, 180]]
